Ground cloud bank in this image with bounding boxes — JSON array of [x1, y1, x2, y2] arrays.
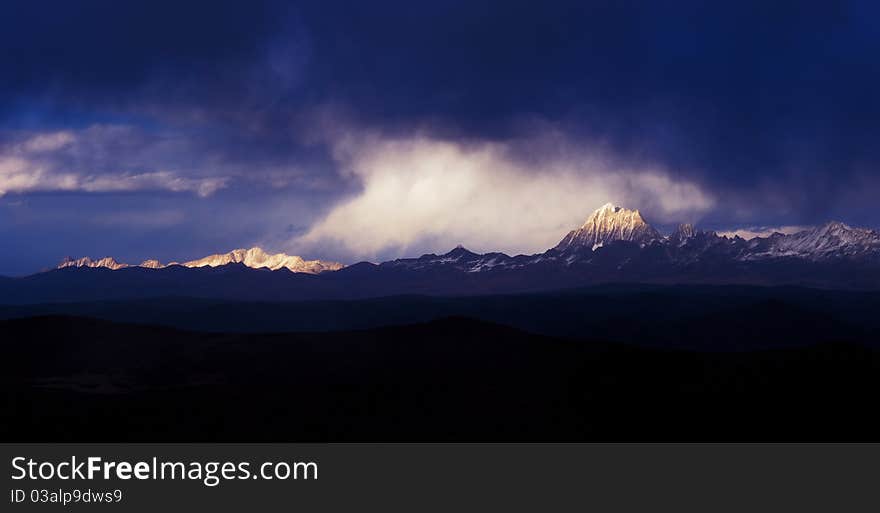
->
[[294, 132, 714, 259], [3, 0, 880, 274], [0, 127, 228, 197]]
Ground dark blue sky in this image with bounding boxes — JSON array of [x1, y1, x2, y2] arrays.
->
[[2, 0, 879, 274]]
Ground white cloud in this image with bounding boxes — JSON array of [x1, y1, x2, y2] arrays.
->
[[20, 131, 75, 153], [79, 171, 228, 197], [0, 128, 229, 197], [294, 132, 715, 259]]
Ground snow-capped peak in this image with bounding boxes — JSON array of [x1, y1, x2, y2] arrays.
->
[[754, 221, 880, 260], [182, 247, 343, 273], [58, 256, 128, 270], [139, 259, 163, 269], [57, 247, 344, 274], [554, 203, 661, 251]]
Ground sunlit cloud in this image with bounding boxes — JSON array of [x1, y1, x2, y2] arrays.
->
[[294, 131, 714, 259]]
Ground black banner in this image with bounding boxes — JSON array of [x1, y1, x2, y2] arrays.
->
[[2, 444, 878, 511]]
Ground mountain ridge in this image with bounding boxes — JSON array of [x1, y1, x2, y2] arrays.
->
[[13, 203, 879, 301], [57, 247, 344, 274], [385, 205, 880, 274], [52, 204, 880, 276]]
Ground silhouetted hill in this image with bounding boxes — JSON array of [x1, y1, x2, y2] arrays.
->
[[3, 315, 880, 441], [2, 285, 878, 350]]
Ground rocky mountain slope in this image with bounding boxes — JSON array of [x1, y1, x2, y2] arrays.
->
[[554, 203, 662, 251]]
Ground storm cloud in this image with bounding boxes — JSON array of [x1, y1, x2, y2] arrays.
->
[[1, 0, 879, 273]]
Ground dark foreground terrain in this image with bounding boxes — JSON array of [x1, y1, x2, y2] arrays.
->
[[3, 284, 880, 350], [3, 313, 880, 441]]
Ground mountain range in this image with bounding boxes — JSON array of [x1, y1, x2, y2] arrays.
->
[[3, 202, 880, 303], [380, 203, 880, 273], [8, 204, 879, 443], [58, 247, 343, 274]]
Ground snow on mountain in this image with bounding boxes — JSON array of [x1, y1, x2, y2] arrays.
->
[[554, 203, 662, 252], [57, 256, 129, 270], [57, 248, 344, 274], [53, 204, 880, 279], [670, 223, 697, 243], [182, 247, 344, 273], [383, 245, 533, 273], [379, 204, 880, 276], [741, 221, 880, 261]]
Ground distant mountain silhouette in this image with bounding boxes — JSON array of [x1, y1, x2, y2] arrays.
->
[[4, 203, 880, 303], [2, 285, 878, 350]]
